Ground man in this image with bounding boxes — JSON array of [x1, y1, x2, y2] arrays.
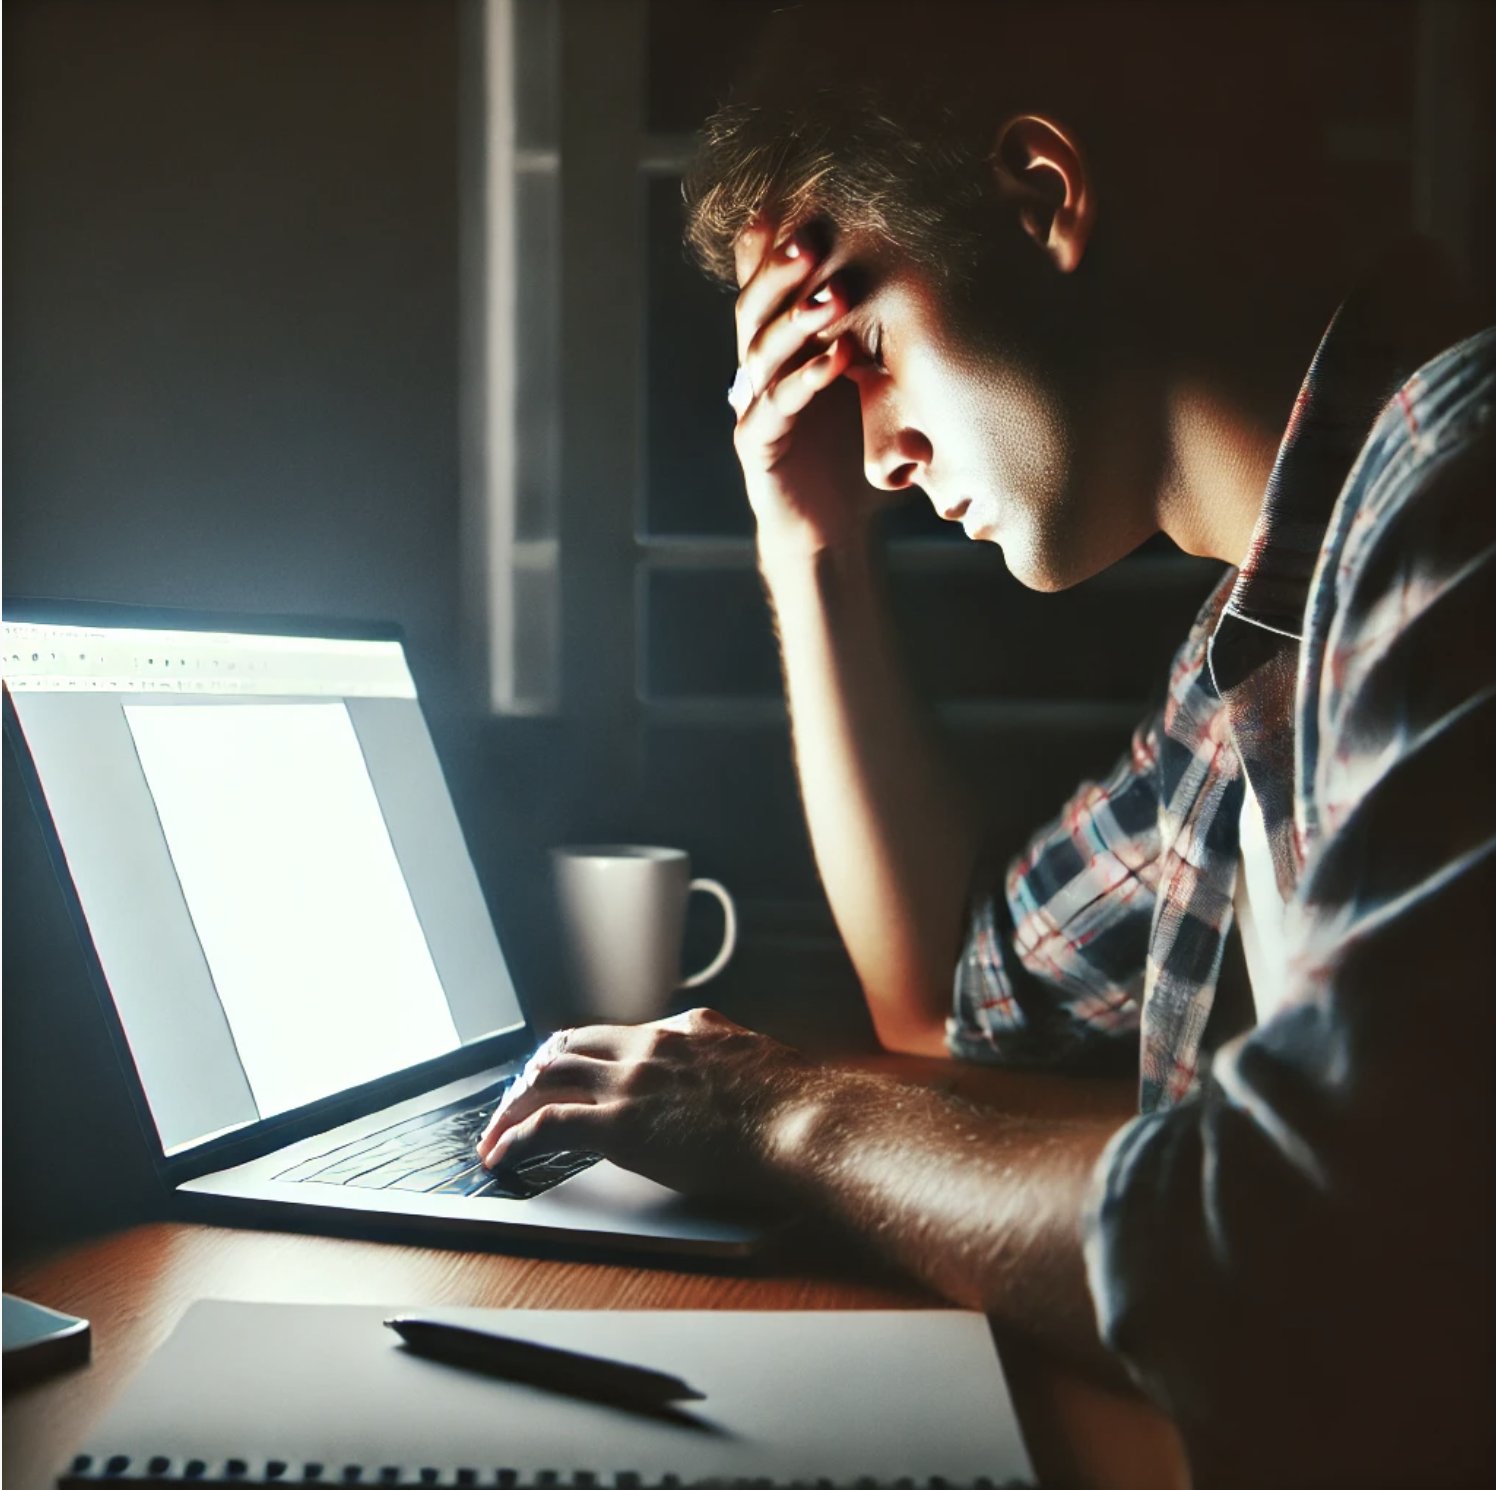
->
[[479, 6, 1494, 1484]]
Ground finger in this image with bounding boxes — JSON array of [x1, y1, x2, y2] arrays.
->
[[661, 1006, 747, 1034], [490, 1024, 645, 1141], [498, 1031, 569, 1117], [478, 1080, 595, 1164], [732, 218, 774, 289], [520, 1028, 570, 1080], [543, 1022, 655, 1061], [513, 1025, 628, 1088], [484, 1102, 611, 1171], [735, 232, 817, 366], [737, 337, 854, 448], [477, 1055, 612, 1159], [479, 1045, 589, 1145], [739, 277, 845, 415]]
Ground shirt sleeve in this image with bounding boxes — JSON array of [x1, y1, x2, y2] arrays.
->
[[946, 706, 1165, 1069], [1082, 391, 1496, 1485]]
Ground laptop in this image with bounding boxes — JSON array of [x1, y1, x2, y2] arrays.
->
[[2, 600, 772, 1258]]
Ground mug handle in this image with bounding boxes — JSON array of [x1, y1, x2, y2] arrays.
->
[[678, 878, 738, 989]]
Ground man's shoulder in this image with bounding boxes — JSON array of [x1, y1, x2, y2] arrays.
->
[[1306, 326, 1496, 832], [1329, 325, 1496, 596]]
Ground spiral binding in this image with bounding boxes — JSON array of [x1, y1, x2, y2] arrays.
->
[[58, 1459, 1028, 1489]]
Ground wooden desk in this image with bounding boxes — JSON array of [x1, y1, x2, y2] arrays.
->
[[3, 1062, 1188, 1490]]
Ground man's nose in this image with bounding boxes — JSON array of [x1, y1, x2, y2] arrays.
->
[[861, 395, 932, 492]]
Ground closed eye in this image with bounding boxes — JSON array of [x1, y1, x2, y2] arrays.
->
[[842, 321, 886, 374], [821, 300, 886, 375]]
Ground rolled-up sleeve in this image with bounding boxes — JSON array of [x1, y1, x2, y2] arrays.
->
[[1083, 386, 1496, 1485]]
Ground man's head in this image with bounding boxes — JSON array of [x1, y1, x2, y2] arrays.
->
[[685, 2, 1341, 587]]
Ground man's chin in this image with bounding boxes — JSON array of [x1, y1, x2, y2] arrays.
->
[[994, 536, 1087, 594]]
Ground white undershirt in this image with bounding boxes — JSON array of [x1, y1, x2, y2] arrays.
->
[[1234, 776, 1291, 1023]]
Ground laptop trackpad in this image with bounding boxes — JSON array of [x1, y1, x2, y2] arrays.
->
[[538, 1160, 694, 1214], [533, 1160, 775, 1237]]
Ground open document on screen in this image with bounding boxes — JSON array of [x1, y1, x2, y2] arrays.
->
[[124, 701, 461, 1118]]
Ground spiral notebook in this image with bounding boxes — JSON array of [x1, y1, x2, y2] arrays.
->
[[59, 1300, 1035, 1487]]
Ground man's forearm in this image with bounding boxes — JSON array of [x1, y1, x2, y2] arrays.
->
[[763, 535, 981, 1054], [764, 1064, 1122, 1368]]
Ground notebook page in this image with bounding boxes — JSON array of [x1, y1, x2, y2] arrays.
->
[[64, 1301, 1034, 1486]]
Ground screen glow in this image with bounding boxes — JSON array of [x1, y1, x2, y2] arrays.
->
[[125, 702, 460, 1118]]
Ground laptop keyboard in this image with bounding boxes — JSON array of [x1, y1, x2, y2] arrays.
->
[[273, 1078, 602, 1200]]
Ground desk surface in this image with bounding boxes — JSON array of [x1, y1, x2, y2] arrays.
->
[[3, 1060, 1187, 1490]]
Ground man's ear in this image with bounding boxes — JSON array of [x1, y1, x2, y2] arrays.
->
[[991, 115, 1094, 273]]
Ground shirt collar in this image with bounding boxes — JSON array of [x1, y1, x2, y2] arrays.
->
[[1219, 239, 1468, 653]]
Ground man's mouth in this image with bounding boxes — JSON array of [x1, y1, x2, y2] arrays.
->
[[950, 493, 1002, 543]]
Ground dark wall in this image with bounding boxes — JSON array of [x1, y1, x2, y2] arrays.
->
[[2, 0, 487, 1256], [4, 0, 462, 690]]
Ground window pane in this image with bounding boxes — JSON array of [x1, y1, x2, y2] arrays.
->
[[642, 562, 1218, 702], [644, 175, 746, 535]]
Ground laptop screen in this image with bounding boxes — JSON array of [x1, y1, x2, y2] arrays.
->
[[3, 618, 526, 1155]]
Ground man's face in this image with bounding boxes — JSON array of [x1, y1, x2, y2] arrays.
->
[[831, 246, 1157, 591]]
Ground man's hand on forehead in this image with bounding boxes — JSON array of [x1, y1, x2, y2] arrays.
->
[[733, 218, 873, 360], [721, 213, 891, 561]]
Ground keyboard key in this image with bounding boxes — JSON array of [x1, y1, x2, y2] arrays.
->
[[274, 1078, 532, 1192], [515, 1149, 594, 1176], [338, 1156, 442, 1190], [382, 1158, 488, 1192], [468, 1171, 543, 1201], [275, 1077, 514, 1178], [430, 1163, 501, 1197], [274, 1140, 383, 1184], [301, 1146, 407, 1184]]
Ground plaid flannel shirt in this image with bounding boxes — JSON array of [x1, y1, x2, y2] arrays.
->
[[947, 567, 1243, 1109], [951, 253, 1496, 1483]]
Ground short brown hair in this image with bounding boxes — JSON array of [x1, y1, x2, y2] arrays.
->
[[682, 3, 1024, 290], [681, 2, 1336, 293]]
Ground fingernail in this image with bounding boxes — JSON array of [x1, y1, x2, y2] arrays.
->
[[809, 285, 832, 305], [782, 240, 801, 260]]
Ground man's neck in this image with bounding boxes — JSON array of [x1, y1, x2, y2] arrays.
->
[[1146, 237, 1476, 570], [1144, 270, 1335, 568], [1154, 379, 1281, 567]]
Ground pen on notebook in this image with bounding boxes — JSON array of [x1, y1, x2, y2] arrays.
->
[[384, 1318, 707, 1412]]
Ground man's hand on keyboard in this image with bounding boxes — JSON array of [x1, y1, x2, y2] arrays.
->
[[474, 1009, 816, 1198]]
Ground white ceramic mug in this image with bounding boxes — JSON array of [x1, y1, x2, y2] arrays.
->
[[550, 845, 738, 1024]]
